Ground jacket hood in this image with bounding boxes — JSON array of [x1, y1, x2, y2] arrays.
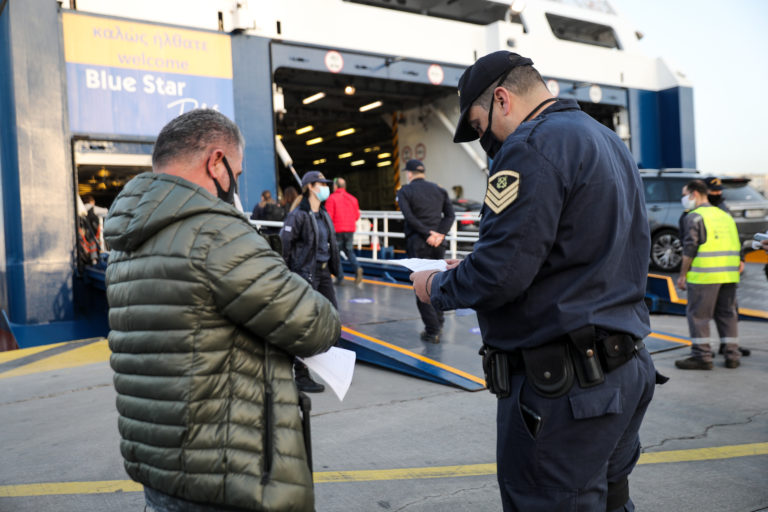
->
[[105, 172, 244, 252]]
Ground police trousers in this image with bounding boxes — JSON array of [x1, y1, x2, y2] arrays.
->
[[406, 235, 445, 335], [496, 348, 656, 512]]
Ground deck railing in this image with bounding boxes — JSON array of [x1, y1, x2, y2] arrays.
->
[[250, 209, 481, 261]]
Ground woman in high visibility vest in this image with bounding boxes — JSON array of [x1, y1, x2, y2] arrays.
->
[[676, 179, 743, 370]]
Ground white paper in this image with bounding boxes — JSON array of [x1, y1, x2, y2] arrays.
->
[[384, 258, 447, 273], [298, 347, 356, 401]]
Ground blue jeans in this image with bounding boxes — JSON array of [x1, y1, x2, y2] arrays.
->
[[144, 486, 251, 512], [336, 232, 360, 271]]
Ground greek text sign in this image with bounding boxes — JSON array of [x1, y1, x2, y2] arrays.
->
[[63, 13, 234, 137]]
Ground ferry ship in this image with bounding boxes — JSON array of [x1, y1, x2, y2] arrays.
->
[[0, 0, 696, 346]]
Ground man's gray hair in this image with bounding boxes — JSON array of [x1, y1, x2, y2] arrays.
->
[[152, 109, 244, 169], [472, 65, 546, 111]]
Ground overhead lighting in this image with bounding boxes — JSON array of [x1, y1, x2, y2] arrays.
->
[[363, 146, 381, 153], [276, 134, 283, 140], [302, 92, 326, 105], [338, 152, 353, 159], [313, 158, 327, 165], [344, 85, 356, 95], [377, 160, 391, 167], [350, 159, 365, 167], [295, 125, 314, 135], [359, 100, 382, 112], [306, 137, 323, 146], [97, 167, 110, 178], [336, 127, 356, 137], [377, 152, 391, 159]]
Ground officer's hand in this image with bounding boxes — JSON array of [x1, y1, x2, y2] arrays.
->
[[762, 239, 768, 251], [676, 275, 686, 291], [739, 261, 745, 274], [410, 270, 436, 304], [445, 259, 461, 270]]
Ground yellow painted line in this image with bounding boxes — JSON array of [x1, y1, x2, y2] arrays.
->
[[648, 332, 692, 346], [637, 442, 768, 465], [2, 442, 766, 497], [0, 339, 110, 380], [0, 342, 69, 363], [359, 277, 413, 290], [738, 307, 768, 319], [647, 273, 686, 304], [341, 326, 486, 386]]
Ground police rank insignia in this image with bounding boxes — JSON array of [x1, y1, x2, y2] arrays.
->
[[484, 170, 520, 214]]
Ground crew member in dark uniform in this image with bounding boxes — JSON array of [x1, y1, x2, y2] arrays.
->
[[397, 159, 455, 343], [410, 51, 664, 511]]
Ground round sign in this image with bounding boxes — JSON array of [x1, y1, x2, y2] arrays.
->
[[427, 64, 444, 85], [546, 79, 560, 96], [415, 143, 426, 161], [589, 84, 603, 103], [402, 145, 413, 162], [348, 297, 374, 304], [324, 50, 344, 74]]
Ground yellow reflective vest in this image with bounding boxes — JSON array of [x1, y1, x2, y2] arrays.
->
[[687, 206, 740, 284]]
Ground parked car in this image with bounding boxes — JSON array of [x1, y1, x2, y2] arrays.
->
[[640, 169, 768, 272]]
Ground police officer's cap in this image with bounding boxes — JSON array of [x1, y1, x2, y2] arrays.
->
[[404, 159, 425, 172], [453, 51, 534, 143], [704, 176, 723, 191]]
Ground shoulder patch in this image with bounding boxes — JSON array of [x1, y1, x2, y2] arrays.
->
[[484, 170, 520, 214]]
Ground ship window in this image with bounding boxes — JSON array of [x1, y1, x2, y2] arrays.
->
[[546, 13, 621, 49], [344, 0, 522, 26]]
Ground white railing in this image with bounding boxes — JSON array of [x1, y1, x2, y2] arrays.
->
[[250, 209, 481, 261]]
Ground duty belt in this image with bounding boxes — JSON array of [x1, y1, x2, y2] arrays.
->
[[480, 327, 645, 399]]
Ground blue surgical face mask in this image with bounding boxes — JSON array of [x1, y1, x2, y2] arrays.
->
[[316, 185, 330, 202]]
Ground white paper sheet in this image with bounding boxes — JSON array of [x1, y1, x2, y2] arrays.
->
[[298, 347, 356, 401], [384, 258, 447, 273]]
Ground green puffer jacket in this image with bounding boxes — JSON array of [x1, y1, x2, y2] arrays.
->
[[105, 172, 340, 511]]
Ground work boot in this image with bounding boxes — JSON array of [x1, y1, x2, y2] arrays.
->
[[724, 359, 740, 369], [674, 357, 713, 370], [420, 331, 440, 344], [355, 267, 364, 285], [718, 344, 750, 357]]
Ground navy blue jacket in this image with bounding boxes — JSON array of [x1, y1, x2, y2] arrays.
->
[[280, 197, 340, 286], [431, 99, 650, 350], [397, 177, 455, 239]]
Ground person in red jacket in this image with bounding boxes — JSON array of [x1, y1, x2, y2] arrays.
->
[[326, 177, 363, 285]]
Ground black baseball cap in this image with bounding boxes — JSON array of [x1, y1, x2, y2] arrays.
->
[[404, 159, 425, 172], [704, 176, 723, 191], [453, 51, 534, 143], [301, 170, 333, 188]]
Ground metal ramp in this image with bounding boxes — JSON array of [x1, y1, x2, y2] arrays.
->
[[337, 277, 692, 391]]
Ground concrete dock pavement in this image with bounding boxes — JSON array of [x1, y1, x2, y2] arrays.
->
[[1, 315, 767, 511]]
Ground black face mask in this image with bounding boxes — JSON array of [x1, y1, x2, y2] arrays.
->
[[212, 156, 238, 205], [708, 194, 723, 206], [479, 82, 559, 159]]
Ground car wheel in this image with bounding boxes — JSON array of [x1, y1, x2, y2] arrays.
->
[[650, 229, 682, 272]]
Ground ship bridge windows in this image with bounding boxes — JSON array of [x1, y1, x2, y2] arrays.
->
[[546, 13, 621, 49], [344, 0, 522, 26]]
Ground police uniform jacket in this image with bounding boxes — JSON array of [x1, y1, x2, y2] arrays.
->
[[396, 178, 455, 239], [431, 99, 651, 350], [105, 173, 340, 511], [280, 196, 341, 284]]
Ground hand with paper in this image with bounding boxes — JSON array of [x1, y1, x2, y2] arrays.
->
[[297, 347, 356, 401]]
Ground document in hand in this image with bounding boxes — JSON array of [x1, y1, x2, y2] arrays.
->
[[384, 258, 448, 273], [298, 347, 356, 401]]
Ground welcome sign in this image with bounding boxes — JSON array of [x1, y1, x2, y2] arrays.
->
[[63, 13, 234, 137]]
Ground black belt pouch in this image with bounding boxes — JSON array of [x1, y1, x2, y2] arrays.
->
[[522, 340, 575, 398]]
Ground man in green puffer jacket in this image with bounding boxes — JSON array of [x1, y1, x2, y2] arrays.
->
[[105, 109, 340, 512]]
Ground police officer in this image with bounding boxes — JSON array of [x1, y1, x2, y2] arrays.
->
[[397, 159, 455, 343], [676, 179, 743, 369], [410, 51, 660, 511]]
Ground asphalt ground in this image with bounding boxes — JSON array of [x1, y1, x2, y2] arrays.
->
[[0, 314, 766, 511]]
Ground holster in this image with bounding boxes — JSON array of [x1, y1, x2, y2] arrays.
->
[[479, 345, 512, 399]]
